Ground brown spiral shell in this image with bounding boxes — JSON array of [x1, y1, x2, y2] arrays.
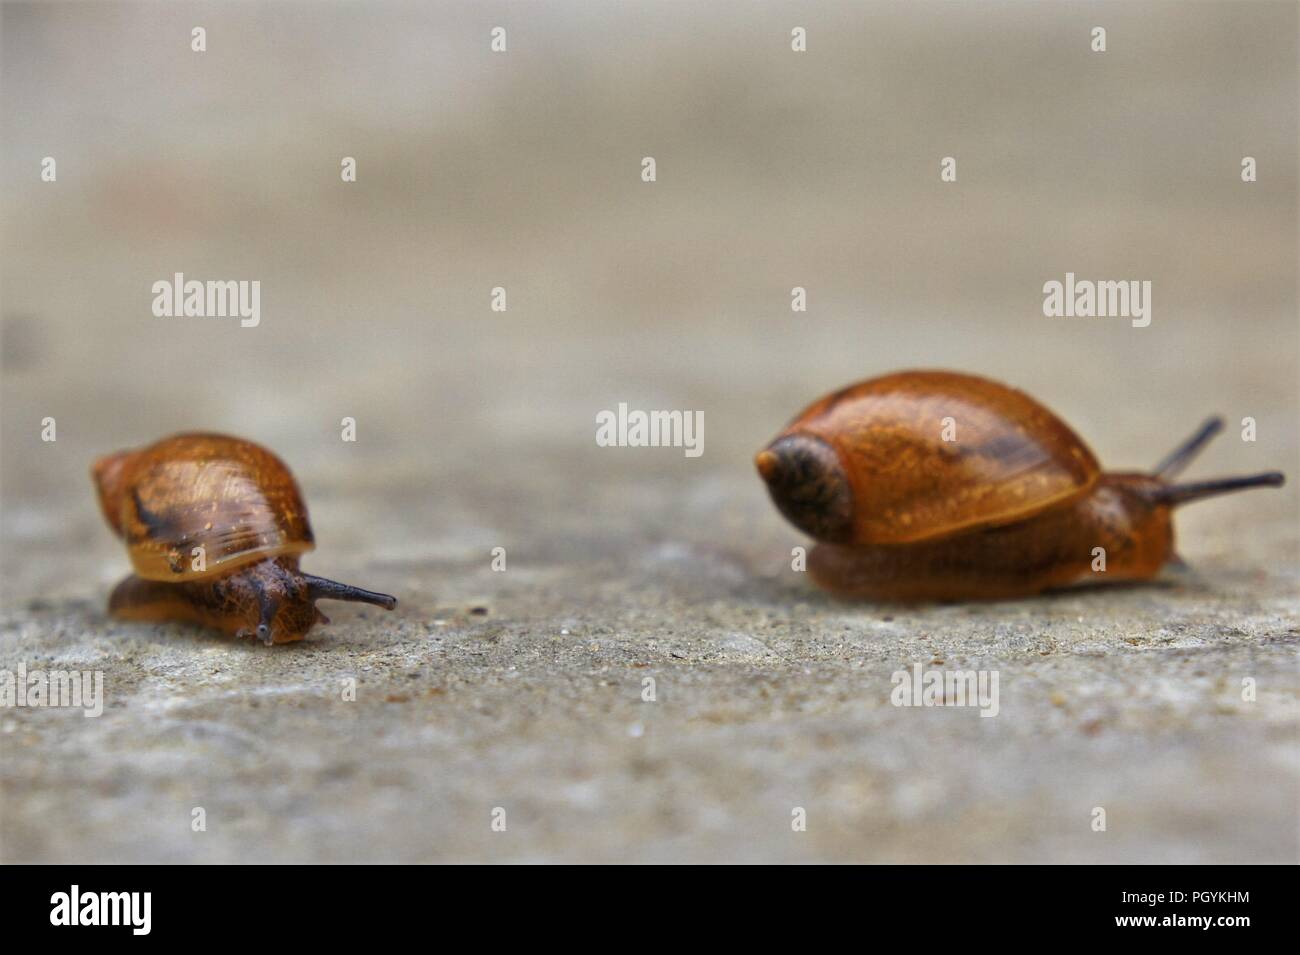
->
[[92, 433, 314, 582]]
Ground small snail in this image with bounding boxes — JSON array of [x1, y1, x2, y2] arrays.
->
[[755, 370, 1285, 601], [93, 433, 396, 644]]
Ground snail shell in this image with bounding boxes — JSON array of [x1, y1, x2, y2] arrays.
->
[[93, 432, 313, 581], [755, 370, 1100, 545]]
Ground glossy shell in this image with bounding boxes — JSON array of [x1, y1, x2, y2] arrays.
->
[[92, 433, 314, 582], [769, 370, 1100, 544]]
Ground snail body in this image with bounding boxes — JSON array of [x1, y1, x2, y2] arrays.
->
[[93, 433, 396, 644], [756, 371, 1284, 601]]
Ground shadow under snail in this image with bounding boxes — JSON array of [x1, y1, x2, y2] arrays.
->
[[93, 433, 396, 645], [755, 370, 1286, 601]]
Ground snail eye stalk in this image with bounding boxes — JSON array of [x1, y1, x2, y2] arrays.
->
[[1153, 416, 1224, 479], [1156, 471, 1284, 507], [302, 575, 398, 610]]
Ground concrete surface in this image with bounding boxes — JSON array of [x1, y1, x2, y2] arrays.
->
[[1, 1, 1297, 863]]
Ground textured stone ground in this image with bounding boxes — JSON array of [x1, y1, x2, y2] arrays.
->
[[3, 439, 1297, 863], [1, 2, 1297, 863]]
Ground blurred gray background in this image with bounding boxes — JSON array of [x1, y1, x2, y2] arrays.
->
[[1, 1, 1296, 863]]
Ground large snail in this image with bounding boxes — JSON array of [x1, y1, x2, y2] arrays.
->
[[93, 433, 396, 644], [755, 370, 1285, 601]]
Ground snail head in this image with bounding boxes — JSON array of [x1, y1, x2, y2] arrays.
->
[[228, 558, 396, 645]]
